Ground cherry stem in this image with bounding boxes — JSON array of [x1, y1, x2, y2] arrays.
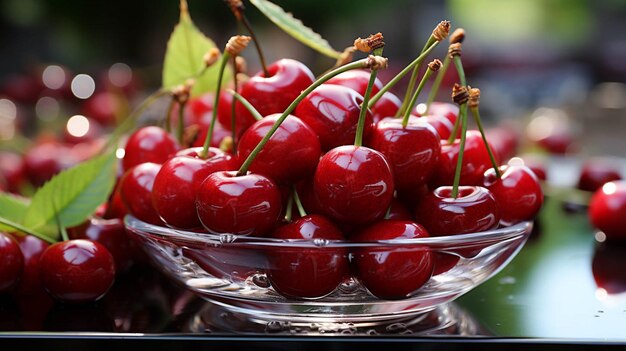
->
[[241, 15, 269, 76], [176, 100, 186, 145], [201, 52, 231, 159], [293, 186, 307, 217], [231, 55, 238, 155], [398, 34, 437, 117], [0, 216, 56, 244], [368, 40, 439, 109], [470, 106, 501, 178], [237, 59, 372, 175], [163, 97, 176, 133], [355, 47, 383, 147], [425, 55, 451, 114], [228, 89, 263, 121], [401, 67, 435, 128], [451, 103, 468, 199], [383, 204, 392, 220], [446, 56, 467, 145], [284, 188, 294, 222]]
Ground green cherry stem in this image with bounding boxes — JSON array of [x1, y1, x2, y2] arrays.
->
[[231, 55, 238, 154], [228, 89, 263, 121], [425, 55, 451, 113], [237, 58, 379, 175], [368, 40, 439, 109], [176, 100, 186, 144], [293, 186, 307, 218], [470, 91, 501, 178], [163, 97, 176, 133], [398, 34, 437, 117], [355, 47, 383, 147], [0, 216, 56, 244], [401, 62, 438, 128], [284, 188, 294, 223], [446, 53, 467, 145], [201, 51, 231, 159], [451, 102, 468, 199]]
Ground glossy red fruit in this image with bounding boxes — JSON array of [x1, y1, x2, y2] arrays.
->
[[369, 116, 441, 192], [0, 151, 25, 193], [119, 162, 163, 225], [431, 130, 497, 187], [386, 198, 413, 221], [422, 114, 457, 140], [237, 114, 321, 184], [268, 215, 348, 298], [325, 69, 383, 98], [40, 239, 115, 303], [24, 142, 78, 187], [592, 241, 626, 294], [371, 91, 401, 124], [13, 234, 49, 296], [418, 102, 458, 125], [0, 232, 23, 293], [122, 126, 179, 172], [102, 184, 129, 220], [295, 84, 374, 151], [235, 59, 315, 136], [578, 159, 622, 192], [196, 171, 282, 236], [485, 127, 518, 162], [484, 165, 543, 226], [191, 121, 231, 150], [314, 146, 394, 225], [352, 220, 433, 299], [81, 91, 120, 126], [589, 181, 626, 240], [522, 158, 547, 181], [152, 153, 237, 229]]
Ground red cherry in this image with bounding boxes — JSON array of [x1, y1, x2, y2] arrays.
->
[[191, 121, 231, 150], [314, 146, 394, 225], [592, 241, 626, 294], [24, 142, 78, 187], [119, 162, 163, 225], [234, 59, 315, 136], [522, 157, 547, 181], [589, 181, 626, 240], [371, 91, 401, 124], [431, 130, 497, 187], [122, 126, 179, 172], [0, 151, 25, 193], [485, 127, 519, 162], [352, 220, 433, 299], [419, 102, 458, 125], [196, 171, 282, 236], [80, 91, 120, 126], [295, 84, 374, 151], [369, 116, 441, 192], [0, 232, 23, 293], [484, 165, 543, 226], [325, 69, 383, 98], [386, 198, 414, 221], [237, 114, 321, 184], [268, 215, 348, 298], [102, 184, 129, 220], [40, 239, 115, 303], [13, 234, 49, 296], [578, 159, 622, 192], [422, 114, 457, 140], [152, 153, 237, 229]]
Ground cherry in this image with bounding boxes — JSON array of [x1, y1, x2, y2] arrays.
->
[[23, 142, 78, 187], [352, 220, 433, 299], [422, 114, 457, 140], [589, 181, 626, 240], [122, 126, 179, 172], [0, 151, 25, 193], [195, 171, 282, 236], [314, 145, 394, 225], [0, 232, 23, 293], [13, 234, 49, 296], [237, 114, 321, 184], [370, 91, 401, 124], [119, 162, 163, 225], [234, 59, 315, 136], [152, 152, 237, 229], [102, 184, 129, 220], [420, 102, 458, 125], [369, 116, 441, 192], [522, 157, 547, 181], [294, 84, 374, 151], [484, 165, 543, 226], [295, 177, 325, 215], [592, 240, 626, 295], [191, 120, 231, 150], [80, 91, 120, 126], [578, 159, 622, 192], [40, 239, 115, 303], [325, 69, 383, 98], [431, 130, 498, 187], [485, 127, 518, 162], [267, 215, 348, 298]]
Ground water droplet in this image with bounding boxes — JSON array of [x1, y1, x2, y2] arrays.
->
[[265, 321, 284, 332], [386, 322, 408, 333], [341, 329, 354, 335], [338, 278, 359, 293], [252, 274, 270, 288], [219, 233, 237, 244], [313, 238, 329, 247], [366, 329, 379, 335]]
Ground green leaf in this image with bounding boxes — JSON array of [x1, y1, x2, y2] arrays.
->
[[0, 193, 29, 231], [162, 0, 231, 96], [249, 0, 342, 59], [22, 152, 118, 233]]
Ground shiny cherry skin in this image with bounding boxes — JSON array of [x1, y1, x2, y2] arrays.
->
[[325, 69, 383, 98], [578, 159, 622, 192], [24, 142, 78, 187], [418, 102, 458, 125], [40, 239, 115, 303], [268, 215, 348, 298], [314, 146, 394, 225], [235, 59, 315, 136], [13, 234, 49, 296], [371, 91, 401, 124], [196, 171, 282, 236], [122, 126, 179, 172], [589, 181, 626, 240], [484, 165, 543, 226], [431, 130, 497, 187], [485, 127, 518, 162], [369, 116, 441, 192], [295, 84, 374, 151], [592, 240, 626, 294], [422, 114, 457, 140], [0, 232, 23, 293], [119, 162, 163, 225], [0, 151, 25, 193], [237, 114, 321, 184], [102, 184, 129, 220], [352, 220, 433, 299], [152, 152, 237, 229]]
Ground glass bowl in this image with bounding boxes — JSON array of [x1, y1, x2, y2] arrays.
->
[[125, 216, 532, 324]]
